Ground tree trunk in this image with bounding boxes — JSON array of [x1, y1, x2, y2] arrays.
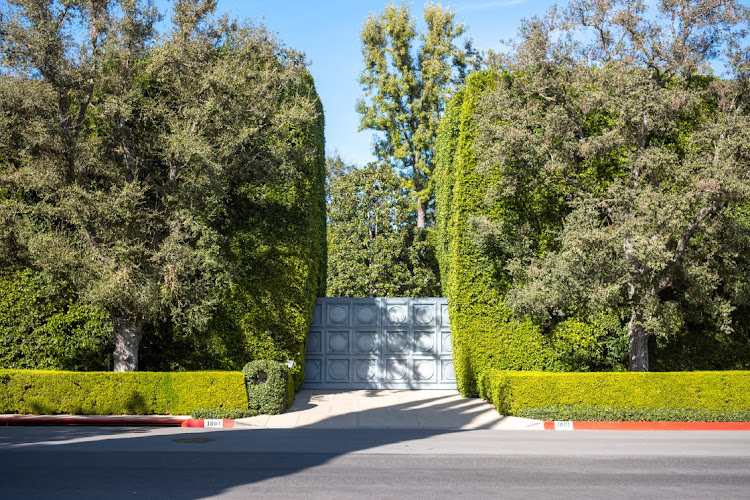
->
[[628, 307, 649, 371], [113, 317, 145, 372], [417, 201, 426, 229]]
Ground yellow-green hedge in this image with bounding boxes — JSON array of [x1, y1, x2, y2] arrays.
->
[[435, 71, 557, 396], [0, 369, 248, 415], [478, 370, 750, 415]]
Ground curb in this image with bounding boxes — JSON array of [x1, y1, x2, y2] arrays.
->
[[181, 419, 235, 428], [0, 416, 188, 427], [544, 420, 750, 431]]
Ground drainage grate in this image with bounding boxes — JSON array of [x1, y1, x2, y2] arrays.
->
[[172, 438, 215, 443]]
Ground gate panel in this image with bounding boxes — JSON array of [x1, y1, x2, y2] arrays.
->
[[304, 298, 455, 389]]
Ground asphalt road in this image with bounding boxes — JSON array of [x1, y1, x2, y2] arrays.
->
[[1, 426, 749, 499]]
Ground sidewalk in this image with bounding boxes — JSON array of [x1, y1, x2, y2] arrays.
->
[[235, 389, 544, 430]]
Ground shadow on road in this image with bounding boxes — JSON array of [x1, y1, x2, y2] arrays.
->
[[0, 393, 494, 498]]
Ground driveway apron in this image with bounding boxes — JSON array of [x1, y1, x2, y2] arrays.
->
[[236, 390, 543, 430]]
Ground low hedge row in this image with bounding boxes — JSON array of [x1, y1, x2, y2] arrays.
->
[[190, 408, 260, 419], [185, 360, 295, 418], [515, 407, 750, 422], [478, 370, 750, 417], [0, 369, 248, 415]]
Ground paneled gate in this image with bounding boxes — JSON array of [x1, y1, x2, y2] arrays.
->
[[303, 298, 456, 389]]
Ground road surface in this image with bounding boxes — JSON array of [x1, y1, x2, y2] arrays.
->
[[1, 426, 749, 499]]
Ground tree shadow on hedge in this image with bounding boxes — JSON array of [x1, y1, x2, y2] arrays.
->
[[0, 392, 502, 498]]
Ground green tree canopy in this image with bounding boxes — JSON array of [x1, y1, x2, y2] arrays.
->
[[326, 156, 440, 298], [358, 1, 479, 229], [475, 0, 750, 371], [0, 0, 323, 370]]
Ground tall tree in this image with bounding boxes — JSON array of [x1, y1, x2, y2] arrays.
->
[[326, 157, 440, 298], [478, 0, 750, 371], [0, 0, 319, 370], [358, 1, 478, 229]]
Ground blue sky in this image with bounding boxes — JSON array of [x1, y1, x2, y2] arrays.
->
[[168, 1, 558, 165], [157, 1, 749, 166]]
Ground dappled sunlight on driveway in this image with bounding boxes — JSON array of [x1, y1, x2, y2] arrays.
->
[[237, 389, 543, 430]]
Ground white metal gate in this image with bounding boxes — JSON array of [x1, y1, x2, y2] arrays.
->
[[303, 298, 456, 389]]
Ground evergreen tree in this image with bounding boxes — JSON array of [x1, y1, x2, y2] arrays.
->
[[475, 0, 750, 371], [358, 1, 479, 229], [0, 0, 320, 370], [326, 157, 440, 297]]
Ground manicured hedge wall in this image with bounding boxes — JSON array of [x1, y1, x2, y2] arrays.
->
[[434, 69, 750, 396], [0, 369, 248, 415], [435, 71, 556, 396], [478, 370, 750, 416], [205, 72, 327, 391], [0, 270, 113, 371]]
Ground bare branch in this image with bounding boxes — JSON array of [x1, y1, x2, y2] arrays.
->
[[654, 197, 720, 295]]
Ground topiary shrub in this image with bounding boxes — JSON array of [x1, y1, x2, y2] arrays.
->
[[242, 360, 294, 415]]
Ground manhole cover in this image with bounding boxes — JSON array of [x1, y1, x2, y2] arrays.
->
[[173, 438, 215, 443]]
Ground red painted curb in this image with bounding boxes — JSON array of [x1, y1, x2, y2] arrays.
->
[[544, 420, 750, 431], [0, 416, 188, 427], [180, 419, 235, 428]]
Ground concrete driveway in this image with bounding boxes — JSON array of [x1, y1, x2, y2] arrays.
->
[[237, 389, 543, 430]]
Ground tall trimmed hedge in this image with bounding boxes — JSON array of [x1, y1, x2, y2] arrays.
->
[[142, 73, 326, 387], [435, 71, 556, 396], [0, 369, 247, 415], [215, 73, 326, 391]]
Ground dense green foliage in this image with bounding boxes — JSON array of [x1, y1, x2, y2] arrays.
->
[[435, 0, 750, 395], [478, 370, 750, 416], [137, 319, 251, 372], [0, 269, 113, 370], [193, 71, 326, 390], [190, 407, 259, 419], [242, 360, 293, 415], [0, 369, 247, 415], [358, 1, 479, 228], [326, 158, 440, 298], [515, 406, 750, 422], [0, 0, 326, 374], [435, 72, 562, 395], [338, 0, 477, 297]]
